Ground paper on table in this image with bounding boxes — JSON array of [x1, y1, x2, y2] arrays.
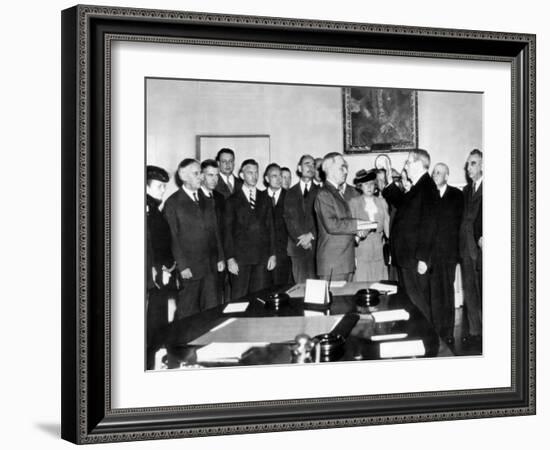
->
[[223, 302, 249, 313], [371, 309, 410, 323], [329, 281, 346, 288], [379, 340, 426, 358], [304, 279, 329, 304], [195, 342, 268, 362], [369, 282, 398, 294], [370, 333, 408, 342], [304, 309, 326, 317]]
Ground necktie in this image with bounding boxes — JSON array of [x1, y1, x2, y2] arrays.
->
[[271, 192, 276, 206], [303, 183, 309, 198], [193, 192, 199, 203], [227, 177, 234, 193], [249, 189, 255, 209], [339, 186, 345, 199]]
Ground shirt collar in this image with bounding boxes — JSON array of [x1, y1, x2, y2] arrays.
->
[[268, 187, 282, 202], [221, 173, 234, 184], [327, 179, 341, 191], [181, 184, 199, 202], [300, 179, 312, 194], [242, 184, 256, 196], [200, 186, 212, 198], [438, 184, 448, 198], [474, 176, 483, 191]]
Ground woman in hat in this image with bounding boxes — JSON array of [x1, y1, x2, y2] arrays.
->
[[348, 169, 390, 281]]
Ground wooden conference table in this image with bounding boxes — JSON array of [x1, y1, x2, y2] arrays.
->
[[159, 282, 452, 369]]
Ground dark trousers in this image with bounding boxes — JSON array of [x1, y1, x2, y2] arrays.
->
[[231, 263, 268, 300], [399, 266, 431, 322], [290, 252, 316, 284], [270, 254, 293, 287], [429, 262, 457, 339], [460, 254, 482, 336], [146, 288, 170, 369], [176, 271, 218, 319]]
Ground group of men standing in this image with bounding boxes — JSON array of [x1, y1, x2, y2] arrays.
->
[[145, 146, 483, 365]]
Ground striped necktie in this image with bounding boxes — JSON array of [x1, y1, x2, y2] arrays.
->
[[249, 189, 256, 209], [227, 176, 234, 193]]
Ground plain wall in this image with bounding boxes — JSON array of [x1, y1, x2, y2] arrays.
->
[[147, 79, 482, 198]]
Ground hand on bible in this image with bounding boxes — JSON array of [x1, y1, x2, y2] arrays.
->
[[267, 255, 277, 271], [227, 258, 239, 275]]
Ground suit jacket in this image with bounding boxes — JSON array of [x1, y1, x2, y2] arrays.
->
[[283, 182, 319, 258], [269, 189, 289, 258], [199, 188, 225, 241], [382, 172, 439, 269], [432, 185, 464, 264], [215, 174, 243, 199], [163, 188, 223, 280], [459, 181, 482, 260], [314, 182, 358, 276], [224, 187, 275, 265]]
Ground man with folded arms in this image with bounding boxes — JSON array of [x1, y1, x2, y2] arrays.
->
[[381, 149, 439, 322], [224, 159, 277, 299], [283, 154, 320, 284], [164, 158, 224, 319], [314, 152, 372, 282]]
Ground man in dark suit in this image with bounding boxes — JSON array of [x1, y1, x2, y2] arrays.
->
[[224, 159, 276, 299], [283, 154, 319, 283], [382, 149, 439, 322], [146, 165, 175, 369], [264, 163, 292, 286], [459, 149, 483, 348], [430, 163, 464, 345], [314, 152, 371, 281], [214, 148, 243, 199], [199, 159, 226, 303], [164, 159, 224, 319]]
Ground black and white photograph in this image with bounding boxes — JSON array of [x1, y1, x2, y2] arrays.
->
[[145, 78, 484, 370]]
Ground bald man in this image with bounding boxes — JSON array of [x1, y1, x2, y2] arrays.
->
[[430, 163, 464, 346]]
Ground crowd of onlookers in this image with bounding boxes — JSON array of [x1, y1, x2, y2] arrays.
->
[[146, 147, 483, 366]]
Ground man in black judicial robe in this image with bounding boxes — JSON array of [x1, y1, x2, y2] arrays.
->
[[430, 163, 464, 345], [382, 149, 439, 322]]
